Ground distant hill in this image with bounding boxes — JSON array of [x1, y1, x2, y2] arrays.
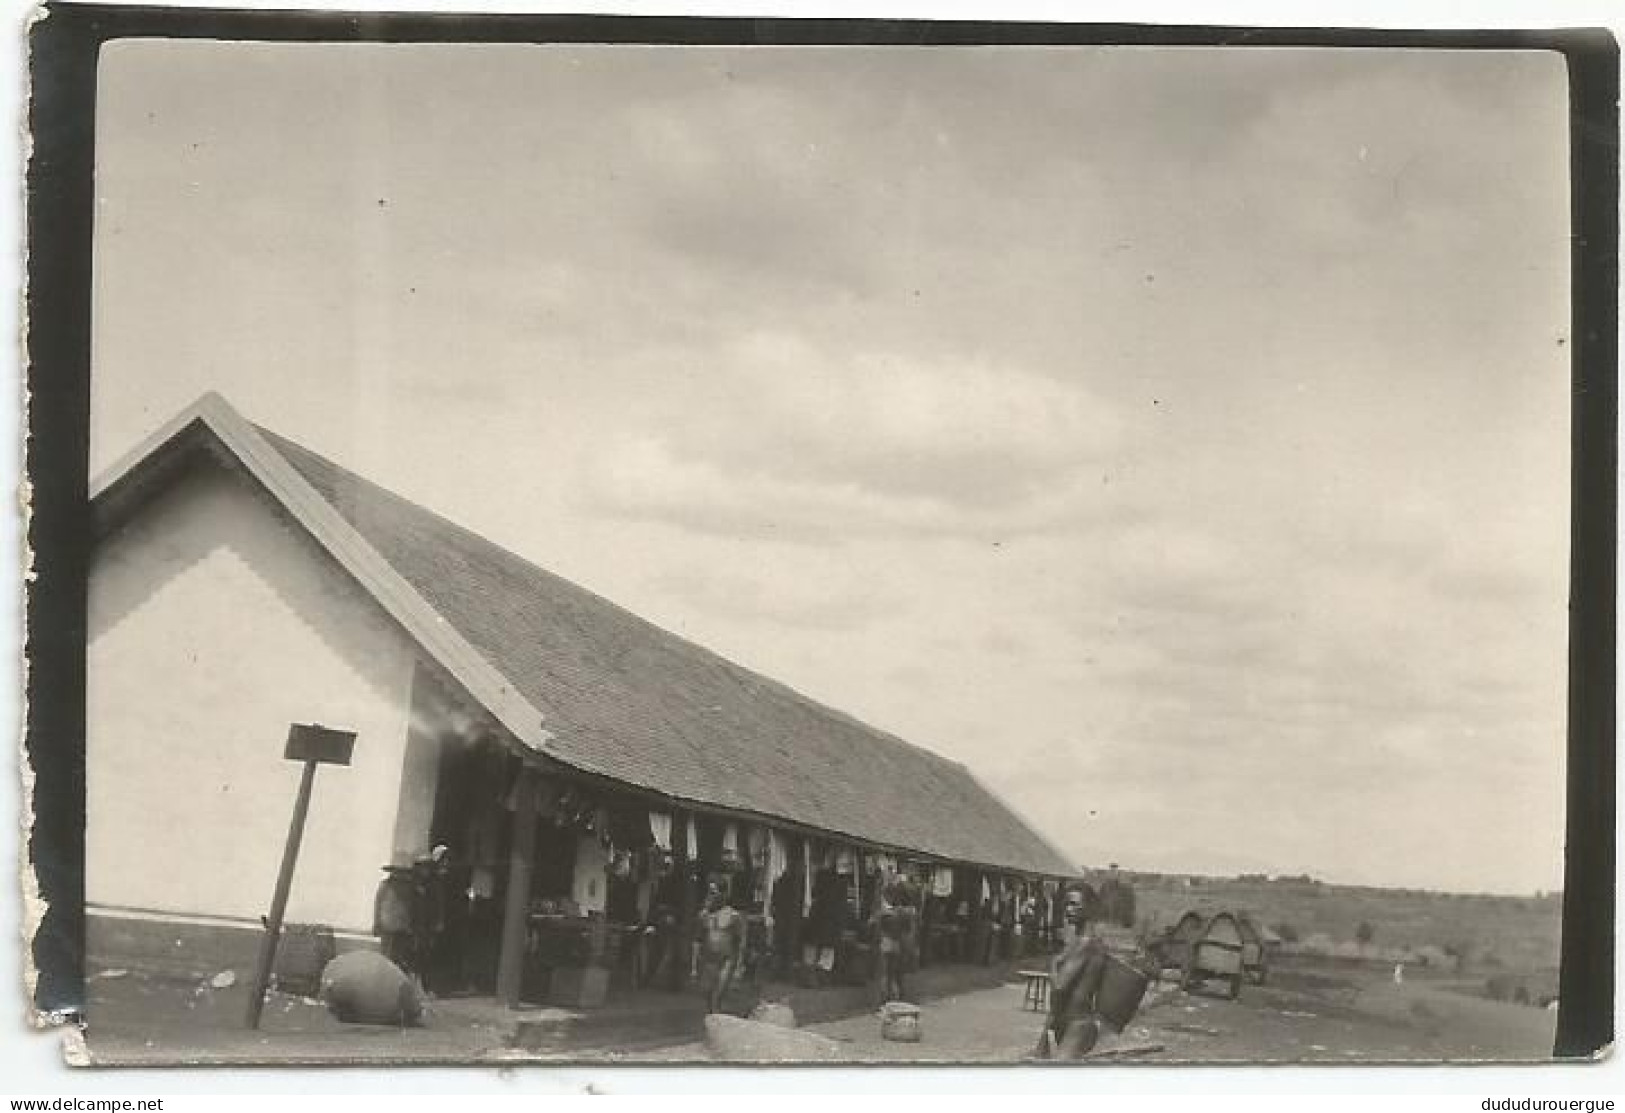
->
[[1114, 872, 1562, 974]]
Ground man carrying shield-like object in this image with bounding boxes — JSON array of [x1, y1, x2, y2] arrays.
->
[[1037, 888, 1111, 1059]]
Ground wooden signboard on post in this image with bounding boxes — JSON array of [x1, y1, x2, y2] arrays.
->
[[244, 722, 357, 1030]]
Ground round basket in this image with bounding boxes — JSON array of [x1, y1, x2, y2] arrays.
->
[[879, 1001, 922, 1043]]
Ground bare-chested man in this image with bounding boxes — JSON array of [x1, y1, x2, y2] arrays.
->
[[1041, 888, 1110, 1059], [690, 881, 746, 1014]]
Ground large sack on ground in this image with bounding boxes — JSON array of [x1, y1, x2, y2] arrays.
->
[[319, 951, 425, 1027], [704, 1013, 841, 1061]]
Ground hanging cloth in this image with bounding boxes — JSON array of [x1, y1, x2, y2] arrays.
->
[[721, 822, 740, 869], [761, 830, 784, 930], [933, 865, 954, 897], [763, 828, 789, 922], [803, 837, 816, 915], [648, 811, 672, 851], [980, 876, 992, 904], [768, 830, 790, 883], [834, 845, 856, 875], [685, 815, 700, 861]]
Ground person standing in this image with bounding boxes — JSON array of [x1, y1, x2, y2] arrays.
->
[[409, 848, 451, 992], [373, 862, 416, 975], [691, 881, 746, 1014], [1040, 890, 1110, 1060], [898, 873, 921, 979], [873, 873, 909, 1004]]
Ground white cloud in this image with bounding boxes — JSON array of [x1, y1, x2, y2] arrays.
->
[[581, 332, 1129, 539]]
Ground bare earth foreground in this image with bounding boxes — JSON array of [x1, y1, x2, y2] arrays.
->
[[81, 957, 1557, 1066]]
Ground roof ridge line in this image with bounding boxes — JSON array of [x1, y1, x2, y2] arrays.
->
[[93, 392, 560, 761], [254, 426, 973, 774]]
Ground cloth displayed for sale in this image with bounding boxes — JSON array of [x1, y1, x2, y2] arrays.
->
[[932, 866, 954, 898], [758, 829, 788, 929], [834, 845, 856, 875], [721, 822, 741, 868], [648, 811, 672, 850], [573, 835, 610, 914], [803, 838, 816, 915], [768, 830, 791, 882], [686, 816, 700, 858]]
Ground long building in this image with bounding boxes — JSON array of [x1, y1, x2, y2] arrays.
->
[[87, 392, 1076, 1004]]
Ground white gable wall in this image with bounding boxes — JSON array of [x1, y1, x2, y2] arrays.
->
[[88, 459, 423, 932]]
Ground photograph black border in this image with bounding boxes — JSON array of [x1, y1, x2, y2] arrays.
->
[[24, 5, 1618, 1061]]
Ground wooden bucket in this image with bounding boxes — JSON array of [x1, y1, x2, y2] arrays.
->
[[880, 1001, 922, 1043]]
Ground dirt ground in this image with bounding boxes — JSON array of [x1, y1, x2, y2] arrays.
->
[[643, 963, 1559, 1064], [80, 954, 1557, 1067]]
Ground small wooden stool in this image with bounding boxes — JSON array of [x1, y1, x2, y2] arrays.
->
[[1019, 969, 1050, 1012]]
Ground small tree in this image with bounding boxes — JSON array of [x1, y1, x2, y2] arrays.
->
[[1355, 920, 1376, 945]]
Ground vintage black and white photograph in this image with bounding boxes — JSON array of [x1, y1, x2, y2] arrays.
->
[[39, 21, 1599, 1067]]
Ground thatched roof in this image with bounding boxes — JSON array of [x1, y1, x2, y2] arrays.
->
[[94, 394, 1077, 878]]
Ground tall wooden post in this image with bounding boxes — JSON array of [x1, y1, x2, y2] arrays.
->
[[786, 838, 805, 975], [673, 808, 696, 991], [496, 765, 539, 1009], [245, 723, 355, 1030], [245, 761, 316, 1029]]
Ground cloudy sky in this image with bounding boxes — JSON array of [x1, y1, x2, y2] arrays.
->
[[92, 41, 1571, 894]]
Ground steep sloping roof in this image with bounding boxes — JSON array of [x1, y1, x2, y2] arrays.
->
[[92, 394, 1077, 878]]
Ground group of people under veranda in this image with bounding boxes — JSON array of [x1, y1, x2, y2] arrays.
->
[[376, 847, 1132, 1058], [694, 872, 1134, 1060], [690, 867, 922, 1015]]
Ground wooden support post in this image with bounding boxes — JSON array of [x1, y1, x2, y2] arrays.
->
[[673, 808, 696, 991], [785, 838, 805, 976], [496, 765, 539, 1009], [245, 724, 355, 1030], [245, 760, 318, 1029]]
